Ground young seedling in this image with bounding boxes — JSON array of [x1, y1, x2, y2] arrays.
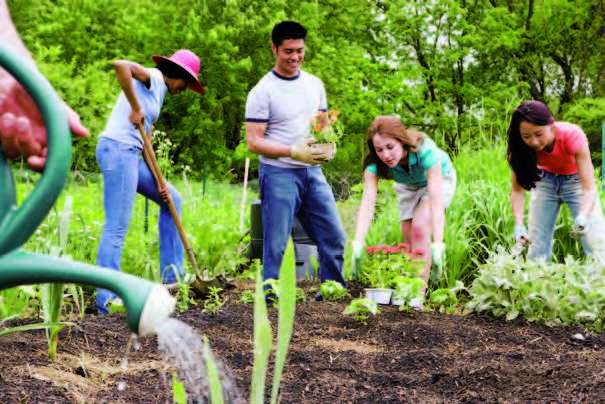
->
[[240, 289, 255, 304], [203, 286, 224, 315], [319, 280, 349, 301], [343, 298, 380, 324], [176, 283, 195, 313], [295, 287, 307, 303]]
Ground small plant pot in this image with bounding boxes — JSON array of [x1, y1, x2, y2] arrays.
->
[[391, 296, 404, 306], [310, 142, 336, 160], [365, 288, 393, 305]]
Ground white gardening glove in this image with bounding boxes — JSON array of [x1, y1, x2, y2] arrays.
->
[[430, 242, 445, 269], [350, 240, 364, 279], [430, 242, 445, 282], [352, 240, 364, 260], [290, 137, 329, 165], [571, 213, 589, 239]]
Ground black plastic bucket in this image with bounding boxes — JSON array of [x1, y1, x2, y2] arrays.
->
[[248, 200, 316, 261]]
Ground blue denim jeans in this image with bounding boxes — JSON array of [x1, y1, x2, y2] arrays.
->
[[528, 171, 591, 261], [259, 163, 346, 288], [95, 137, 184, 313]]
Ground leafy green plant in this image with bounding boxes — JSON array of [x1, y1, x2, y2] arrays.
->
[[466, 250, 605, 331], [295, 287, 307, 303], [40, 283, 63, 360], [203, 287, 224, 315], [239, 289, 255, 304], [391, 276, 425, 310], [429, 289, 458, 314], [360, 250, 422, 289], [310, 110, 344, 144], [343, 298, 380, 324], [319, 280, 349, 301], [176, 283, 196, 313], [428, 281, 466, 314]]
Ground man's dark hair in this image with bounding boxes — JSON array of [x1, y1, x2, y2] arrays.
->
[[156, 59, 193, 82], [272, 20, 307, 46]]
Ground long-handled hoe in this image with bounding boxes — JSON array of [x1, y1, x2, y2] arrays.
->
[[136, 123, 200, 279]]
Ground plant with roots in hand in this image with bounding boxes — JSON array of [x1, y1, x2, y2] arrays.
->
[[310, 109, 343, 144]]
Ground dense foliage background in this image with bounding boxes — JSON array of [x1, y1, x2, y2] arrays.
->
[[9, 0, 605, 187]]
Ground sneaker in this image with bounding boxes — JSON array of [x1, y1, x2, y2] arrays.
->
[[96, 289, 119, 315], [107, 297, 125, 314]]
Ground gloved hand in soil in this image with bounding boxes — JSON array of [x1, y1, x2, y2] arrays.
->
[[350, 239, 364, 278], [571, 213, 589, 239], [290, 137, 330, 165], [430, 242, 445, 278]]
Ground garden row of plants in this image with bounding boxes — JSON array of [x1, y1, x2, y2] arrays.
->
[[2, 136, 605, 370]]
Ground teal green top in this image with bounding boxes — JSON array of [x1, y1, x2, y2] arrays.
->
[[366, 137, 453, 188]]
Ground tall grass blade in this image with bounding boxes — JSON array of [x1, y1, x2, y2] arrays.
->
[[250, 261, 272, 404], [270, 239, 296, 404], [203, 338, 225, 404]]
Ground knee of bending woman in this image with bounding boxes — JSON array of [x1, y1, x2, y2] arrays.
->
[[410, 223, 430, 247]]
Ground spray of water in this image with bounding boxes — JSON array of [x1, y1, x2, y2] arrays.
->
[[155, 318, 243, 403]]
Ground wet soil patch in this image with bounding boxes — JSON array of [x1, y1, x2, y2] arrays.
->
[[1, 288, 605, 402]]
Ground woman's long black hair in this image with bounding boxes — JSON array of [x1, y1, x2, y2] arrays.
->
[[507, 100, 554, 190]]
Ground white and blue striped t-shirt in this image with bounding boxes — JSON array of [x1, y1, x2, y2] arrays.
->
[[245, 69, 327, 167], [100, 67, 168, 149]]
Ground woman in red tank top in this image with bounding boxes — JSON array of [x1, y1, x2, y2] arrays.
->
[[507, 100, 604, 261]]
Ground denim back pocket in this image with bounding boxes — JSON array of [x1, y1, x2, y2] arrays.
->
[[96, 138, 140, 172]]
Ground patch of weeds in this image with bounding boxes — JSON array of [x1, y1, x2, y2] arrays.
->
[[203, 287, 224, 315], [240, 289, 255, 304], [176, 283, 197, 313]]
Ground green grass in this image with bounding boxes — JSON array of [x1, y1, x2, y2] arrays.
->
[[1, 173, 257, 321], [18, 173, 255, 280]]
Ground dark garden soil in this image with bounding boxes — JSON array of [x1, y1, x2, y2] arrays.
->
[[2, 284, 605, 403]]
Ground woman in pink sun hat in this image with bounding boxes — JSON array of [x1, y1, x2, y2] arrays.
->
[[94, 49, 204, 314]]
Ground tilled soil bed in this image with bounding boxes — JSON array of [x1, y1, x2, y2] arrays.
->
[[1, 289, 605, 403]]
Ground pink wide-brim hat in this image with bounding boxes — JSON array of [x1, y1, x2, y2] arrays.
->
[[152, 49, 205, 95]]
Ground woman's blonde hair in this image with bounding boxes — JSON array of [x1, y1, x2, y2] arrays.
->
[[364, 115, 425, 178]]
